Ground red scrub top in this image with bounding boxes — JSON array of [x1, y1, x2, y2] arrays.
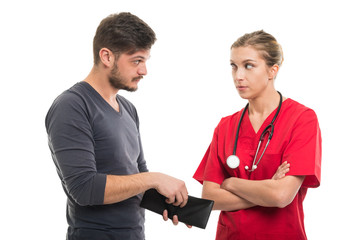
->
[[194, 99, 321, 240]]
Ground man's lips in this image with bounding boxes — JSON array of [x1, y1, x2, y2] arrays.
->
[[236, 85, 248, 90], [132, 76, 143, 82]]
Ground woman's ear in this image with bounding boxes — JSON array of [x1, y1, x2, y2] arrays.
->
[[269, 64, 280, 80], [99, 48, 114, 68]]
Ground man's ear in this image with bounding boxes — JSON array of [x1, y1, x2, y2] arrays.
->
[[99, 48, 114, 68]]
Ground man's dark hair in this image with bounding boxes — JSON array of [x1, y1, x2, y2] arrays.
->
[[93, 12, 156, 64]]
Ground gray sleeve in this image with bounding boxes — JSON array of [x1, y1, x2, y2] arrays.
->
[[45, 93, 106, 206]]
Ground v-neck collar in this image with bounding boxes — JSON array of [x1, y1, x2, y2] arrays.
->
[[80, 81, 123, 116], [243, 99, 289, 137]]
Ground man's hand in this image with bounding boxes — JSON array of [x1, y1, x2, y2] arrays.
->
[[162, 209, 192, 228], [153, 173, 188, 208], [152, 173, 191, 228]]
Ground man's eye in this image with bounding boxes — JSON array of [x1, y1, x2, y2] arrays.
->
[[134, 60, 141, 65]]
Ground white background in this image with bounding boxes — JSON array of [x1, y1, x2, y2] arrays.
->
[[1, 0, 359, 239]]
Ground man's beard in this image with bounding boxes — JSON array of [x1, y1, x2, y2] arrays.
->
[[109, 64, 142, 92]]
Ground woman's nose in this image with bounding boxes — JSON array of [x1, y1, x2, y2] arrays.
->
[[234, 68, 245, 81]]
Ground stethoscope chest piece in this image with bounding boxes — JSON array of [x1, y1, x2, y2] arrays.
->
[[227, 91, 283, 172], [226, 155, 240, 169]]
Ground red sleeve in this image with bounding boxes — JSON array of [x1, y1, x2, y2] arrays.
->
[[193, 124, 228, 185], [193, 145, 211, 184], [283, 109, 322, 188]]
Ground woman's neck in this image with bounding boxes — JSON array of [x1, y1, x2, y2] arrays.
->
[[248, 90, 281, 116], [247, 90, 283, 133]]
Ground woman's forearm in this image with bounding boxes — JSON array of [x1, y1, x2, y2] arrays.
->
[[202, 181, 256, 211], [221, 176, 304, 208]]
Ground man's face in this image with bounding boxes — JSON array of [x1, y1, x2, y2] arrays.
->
[[109, 49, 151, 91]]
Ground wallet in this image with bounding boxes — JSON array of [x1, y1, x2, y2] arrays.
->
[[140, 188, 214, 229]]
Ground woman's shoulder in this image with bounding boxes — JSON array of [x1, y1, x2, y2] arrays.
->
[[216, 108, 245, 129], [282, 98, 318, 123], [284, 98, 316, 112]]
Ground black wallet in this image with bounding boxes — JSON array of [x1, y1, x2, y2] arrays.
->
[[140, 189, 214, 229]]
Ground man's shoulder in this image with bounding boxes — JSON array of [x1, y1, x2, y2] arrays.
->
[[50, 83, 86, 109], [45, 83, 89, 125]]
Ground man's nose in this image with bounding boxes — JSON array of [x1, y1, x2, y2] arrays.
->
[[138, 64, 147, 76]]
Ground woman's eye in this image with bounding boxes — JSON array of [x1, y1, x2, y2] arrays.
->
[[245, 63, 253, 69], [230, 63, 237, 69]]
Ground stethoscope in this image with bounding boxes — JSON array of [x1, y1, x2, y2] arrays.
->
[[226, 91, 282, 172]]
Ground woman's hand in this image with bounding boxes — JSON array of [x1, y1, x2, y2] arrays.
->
[[272, 161, 290, 180]]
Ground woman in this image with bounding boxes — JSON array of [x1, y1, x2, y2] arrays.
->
[[193, 30, 321, 240]]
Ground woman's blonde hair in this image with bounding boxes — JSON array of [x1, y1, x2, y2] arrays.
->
[[231, 30, 284, 67]]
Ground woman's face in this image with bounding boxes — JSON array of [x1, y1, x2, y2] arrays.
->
[[230, 46, 276, 100]]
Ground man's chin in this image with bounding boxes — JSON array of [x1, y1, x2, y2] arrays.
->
[[127, 87, 138, 92], [121, 85, 138, 92], [111, 82, 138, 92]]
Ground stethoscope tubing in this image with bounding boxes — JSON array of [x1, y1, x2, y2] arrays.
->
[[232, 104, 248, 155], [229, 91, 282, 171]]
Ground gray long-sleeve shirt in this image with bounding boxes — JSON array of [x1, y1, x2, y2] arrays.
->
[[45, 81, 148, 239]]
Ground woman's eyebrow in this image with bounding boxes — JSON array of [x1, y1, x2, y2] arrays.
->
[[242, 58, 257, 63], [230, 58, 257, 63]]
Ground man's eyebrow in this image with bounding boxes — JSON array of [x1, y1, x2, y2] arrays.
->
[[130, 55, 151, 60]]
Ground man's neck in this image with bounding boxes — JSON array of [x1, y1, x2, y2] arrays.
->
[[84, 66, 120, 111]]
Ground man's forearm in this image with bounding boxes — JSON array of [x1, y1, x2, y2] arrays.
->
[[103, 172, 188, 207], [103, 172, 154, 204]]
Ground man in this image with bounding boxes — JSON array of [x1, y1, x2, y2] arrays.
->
[[45, 12, 188, 240]]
